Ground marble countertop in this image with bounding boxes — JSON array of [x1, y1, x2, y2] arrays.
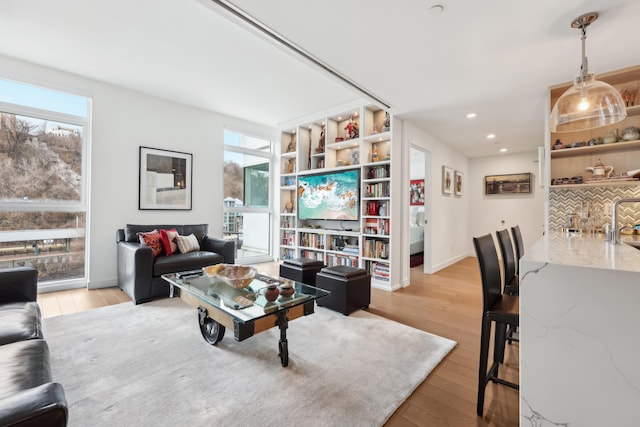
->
[[522, 231, 640, 273]]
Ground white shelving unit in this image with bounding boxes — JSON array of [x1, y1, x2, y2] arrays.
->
[[276, 103, 400, 290]]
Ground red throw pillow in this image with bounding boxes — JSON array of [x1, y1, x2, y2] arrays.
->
[[138, 230, 164, 257], [160, 228, 179, 255]]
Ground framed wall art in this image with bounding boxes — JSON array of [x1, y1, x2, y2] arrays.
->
[[410, 179, 425, 205], [454, 170, 464, 196], [485, 172, 531, 195], [442, 166, 453, 194], [139, 146, 193, 210]]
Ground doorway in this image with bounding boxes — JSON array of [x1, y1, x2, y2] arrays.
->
[[409, 145, 431, 274]]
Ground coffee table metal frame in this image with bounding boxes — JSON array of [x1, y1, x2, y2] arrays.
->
[[161, 272, 330, 367]]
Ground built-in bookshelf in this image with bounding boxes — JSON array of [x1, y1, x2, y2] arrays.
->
[[276, 103, 400, 290]]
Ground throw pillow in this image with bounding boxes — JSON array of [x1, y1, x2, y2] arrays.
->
[[138, 230, 164, 257], [160, 228, 179, 255], [176, 233, 200, 254]]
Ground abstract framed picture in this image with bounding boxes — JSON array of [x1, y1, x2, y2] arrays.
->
[[485, 172, 531, 195], [139, 146, 193, 210], [410, 179, 425, 205], [442, 166, 453, 194], [454, 170, 464, 196]]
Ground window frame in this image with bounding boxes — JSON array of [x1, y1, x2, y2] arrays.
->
[[0, 97, 90, 290], [223, 131, 274, 264]]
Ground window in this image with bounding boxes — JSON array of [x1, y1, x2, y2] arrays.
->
[[0, 79, 89, 290], [223, 130, 273, 263]]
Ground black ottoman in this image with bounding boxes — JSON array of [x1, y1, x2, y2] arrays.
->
[[316, 265, 371, 315], [279, 257, 325, 286]]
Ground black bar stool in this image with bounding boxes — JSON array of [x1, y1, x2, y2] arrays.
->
[[496, 229, 519, 296], [472, 234, 519, 417], [510, 225, 525, 273]]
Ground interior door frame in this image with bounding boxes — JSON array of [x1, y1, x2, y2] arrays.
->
[[409, 144, 432, 275]]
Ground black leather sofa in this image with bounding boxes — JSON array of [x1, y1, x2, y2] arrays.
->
[[0, 267, 68, 426], [116, 224, 235, 304]]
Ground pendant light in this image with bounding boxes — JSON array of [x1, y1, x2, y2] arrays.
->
[[549, 12, 627, 132]]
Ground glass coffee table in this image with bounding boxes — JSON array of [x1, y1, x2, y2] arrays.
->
[[162, 271, 330, 367]]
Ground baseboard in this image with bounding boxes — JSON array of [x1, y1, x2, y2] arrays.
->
[[88, 277, 118, 290], [431, 253, 469, 273], [38, 281, 85, 294], [371, 281, 402, 292]]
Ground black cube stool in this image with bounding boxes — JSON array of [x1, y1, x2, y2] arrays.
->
[[279, 257, 325, 286], [316, 265, 371, 315]]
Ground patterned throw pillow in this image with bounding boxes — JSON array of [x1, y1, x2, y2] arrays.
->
[[176, 233, 200, 254], [160, 228, 179, 255], [138, 230, 164, 257]]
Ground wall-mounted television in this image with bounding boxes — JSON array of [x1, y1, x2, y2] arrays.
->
[[297, 168, 360, 221]]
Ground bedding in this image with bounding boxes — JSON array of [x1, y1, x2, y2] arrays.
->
[[410, 225, 424, 255], [409, 209, 424, 255]]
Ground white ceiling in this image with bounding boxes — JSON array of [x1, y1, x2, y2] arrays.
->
[[1, 0, 639, 157]]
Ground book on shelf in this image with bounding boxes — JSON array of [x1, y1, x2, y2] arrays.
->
[[342, 245, 359, 254], [367, 164, 390, 179], [364, 218, 389, 235], [367, 261, 390, 282], [365, 181, 390, 198], [299, 232, 324, 249], [301, 250, 323, 261], [326, 253, 358, 268], [363, 238, 389, 259], [365, 201, 389, 216], [281, 248, 295, 260]]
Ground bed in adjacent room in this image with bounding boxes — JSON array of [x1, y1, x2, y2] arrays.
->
[[409, 209, 424, 256]]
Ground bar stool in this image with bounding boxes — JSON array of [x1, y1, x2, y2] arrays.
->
[[472, 234, 519, 417], [496, 229, 519, 296], [496, 229, 520, 347], [510, 225, 525, 273]]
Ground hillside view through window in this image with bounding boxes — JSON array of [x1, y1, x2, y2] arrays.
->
[[0, 79, 88, 287]]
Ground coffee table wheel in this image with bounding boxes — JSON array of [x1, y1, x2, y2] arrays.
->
[[279, 340, 288, 367], [198, 306, 225, 345]]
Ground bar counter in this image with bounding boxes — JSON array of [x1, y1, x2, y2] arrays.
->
[[520, 231, 640, 426]]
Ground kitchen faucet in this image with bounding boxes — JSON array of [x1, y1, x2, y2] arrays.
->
[[611, 198, 640, 244]]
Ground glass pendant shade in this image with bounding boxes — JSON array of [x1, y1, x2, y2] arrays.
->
[[550, 74, 627, 132], [549, 12, 627, 132]]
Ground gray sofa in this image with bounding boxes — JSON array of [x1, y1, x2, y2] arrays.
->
[[116, 224, 235, 304], [0, 267, 68, 426]]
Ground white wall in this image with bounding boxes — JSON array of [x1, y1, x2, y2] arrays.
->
[[0, 54, 278, 289], [401, 121, 470, 280], [468, 151, 545, 255]]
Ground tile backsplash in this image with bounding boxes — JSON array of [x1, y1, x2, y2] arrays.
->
[[549, 186, 640, 231]]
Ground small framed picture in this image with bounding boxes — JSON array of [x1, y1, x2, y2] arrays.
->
[[442, 166, 453, 194], [410, 179, 425, 205], [454, 170, 464, 196]]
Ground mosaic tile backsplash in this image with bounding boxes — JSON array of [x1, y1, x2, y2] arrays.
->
[[549, 185, 640, 231]]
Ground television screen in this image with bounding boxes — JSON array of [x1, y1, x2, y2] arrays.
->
[[297, 168, 360, 221]]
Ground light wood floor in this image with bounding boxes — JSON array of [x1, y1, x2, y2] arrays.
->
[[37, 257, 519, 426]]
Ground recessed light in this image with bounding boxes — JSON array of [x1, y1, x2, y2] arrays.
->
[[466, 113, 477, 119], [487, 133, 496, 139], [500, 148, 508, 152]]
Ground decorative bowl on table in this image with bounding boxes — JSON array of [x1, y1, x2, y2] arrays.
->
[[202, 264, 257, 289]]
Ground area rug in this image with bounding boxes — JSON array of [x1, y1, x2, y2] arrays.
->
[[43, 298, 456, 427]]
